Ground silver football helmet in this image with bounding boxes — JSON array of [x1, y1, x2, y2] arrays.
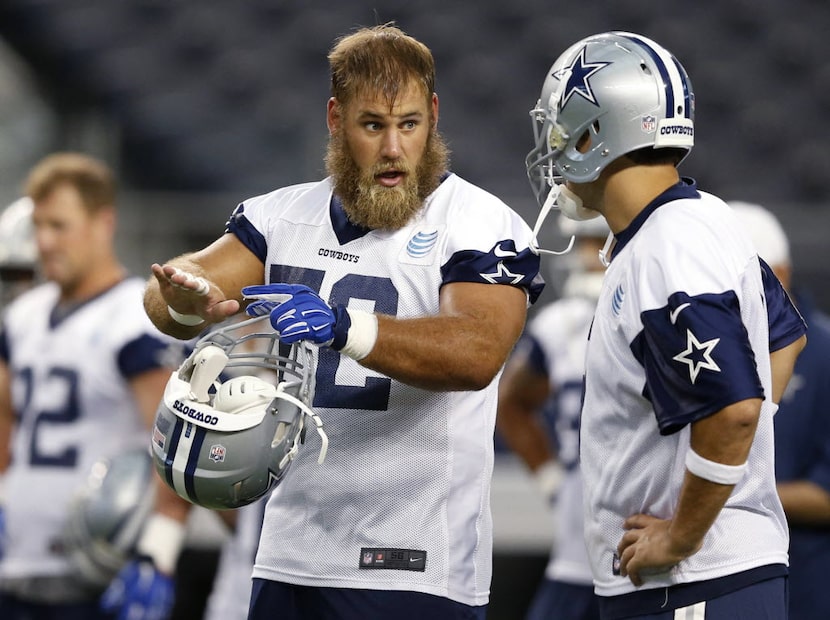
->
[[526, 31, 694, 248], [0, 197, 38, 305], [62, 449, 156, 588], [150, 314, 326, 510]]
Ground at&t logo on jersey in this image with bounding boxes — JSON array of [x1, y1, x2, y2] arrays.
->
[[173, 399, 219, 426], [611, 283, 625, 316], [406, 230, 438, 257], [399, 227, 443, 265]]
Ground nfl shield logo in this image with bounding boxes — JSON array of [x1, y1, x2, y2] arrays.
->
[[641, 115, 656, 133], [209, 444, 226, 463], [362, 551, 374, 565]]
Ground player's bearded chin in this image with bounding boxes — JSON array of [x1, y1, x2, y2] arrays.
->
[[326, 129, 449, 230]]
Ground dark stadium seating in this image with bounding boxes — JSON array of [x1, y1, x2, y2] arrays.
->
[[0, 0, 827, 207]]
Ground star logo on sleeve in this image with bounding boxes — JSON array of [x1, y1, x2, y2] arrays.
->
[[480, 261, 525, 284], [672, 330, 722, 384], [554, 47, 611, 108]]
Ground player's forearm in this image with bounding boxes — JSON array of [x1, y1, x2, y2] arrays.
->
[[360, 313, 520, 391], [669, 399, 762, 553], [778, 480, 830, 526], [496, 403, 555, 470], [769, 334, 806, 403], [667, 472, 736, 556]]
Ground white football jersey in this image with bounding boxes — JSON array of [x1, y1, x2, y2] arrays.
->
[[0, 278, 180, 582], [523, 296, 596, 586], [226, 174, 543, 606], [580, 180, 788, 597]]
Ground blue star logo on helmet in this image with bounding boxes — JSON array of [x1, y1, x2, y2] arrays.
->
[[553, 47, 611, 108]]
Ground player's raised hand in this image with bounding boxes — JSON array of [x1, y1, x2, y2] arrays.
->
[[243, 283, 348, 346], [151, 263, 239, 325]]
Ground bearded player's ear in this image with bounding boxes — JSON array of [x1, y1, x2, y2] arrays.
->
[[327, 97, 342, 135]]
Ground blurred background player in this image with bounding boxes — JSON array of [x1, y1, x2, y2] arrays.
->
[[730, 201, 830, 620], [0, 152, 184, 620], [0, 196, 38, 567], [497, 215, 608, 620]]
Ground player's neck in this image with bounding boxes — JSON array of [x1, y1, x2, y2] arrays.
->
[[602, 163, 679, 232], [58, 258, 127, 304]]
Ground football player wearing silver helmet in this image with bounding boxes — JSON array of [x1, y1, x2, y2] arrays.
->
[[525, 31, 693, 259], [525, 32, 807, 620]]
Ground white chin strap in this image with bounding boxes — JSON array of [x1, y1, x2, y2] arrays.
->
[[557, 185, 601, 222], [530, 183, 601, 256], [273, 385, 329, 465]]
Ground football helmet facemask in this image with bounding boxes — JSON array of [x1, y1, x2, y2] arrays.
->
[[526, 31, 695, 250], [62, 449, 156, 589], [150, 314, 326, 510]]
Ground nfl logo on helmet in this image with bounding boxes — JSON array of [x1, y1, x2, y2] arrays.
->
[[209, 444, 226, 463]]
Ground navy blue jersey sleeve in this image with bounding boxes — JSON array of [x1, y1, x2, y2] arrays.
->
[[760, 258, 807, 351], [225, 203, 268, 263], [440, 240, 545, 303], [633, 290, 765, 435], [117, 334, 184, 379]]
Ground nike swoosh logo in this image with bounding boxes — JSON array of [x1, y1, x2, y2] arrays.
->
[[494, 243, 517, 258], [669, 303, 691, 325], [410, 557, 422, 562]]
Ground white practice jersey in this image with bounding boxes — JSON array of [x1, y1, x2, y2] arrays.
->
[[226, 173, 543, 606], [0, 278, 180, 582], [580, 180, 789, 598], [522, 296, 595, 586]]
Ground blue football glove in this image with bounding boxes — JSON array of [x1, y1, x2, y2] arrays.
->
[[100, 557, 175, 620], [242, 283, 350, 348]]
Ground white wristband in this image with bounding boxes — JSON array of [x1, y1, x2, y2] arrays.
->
[[340, 308, 378, 361], [136, 513, 187, 575], [533, 460, 565, 503], [168, 305, 205, 326], [685, 448, 748, 485]]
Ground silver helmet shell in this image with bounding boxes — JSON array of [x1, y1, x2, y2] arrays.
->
[[0, 197, 38, 305], [62, 449, 156, 588], [150, 315, 325, 510], [526, 31, 694, 217]]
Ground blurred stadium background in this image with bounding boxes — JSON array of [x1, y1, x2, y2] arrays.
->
[[1, 1, 828, 616]]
